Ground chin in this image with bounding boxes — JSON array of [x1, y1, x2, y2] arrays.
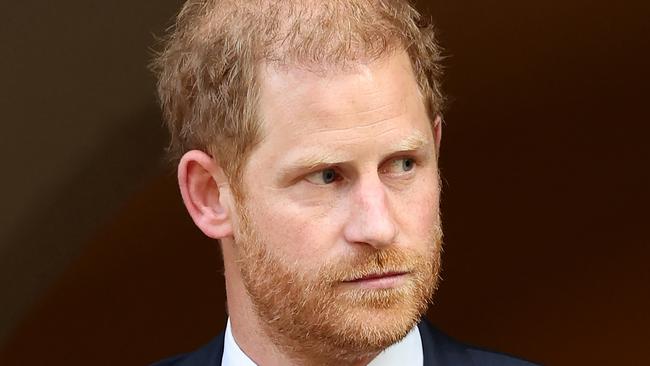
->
[[326, 294, 427, 352]]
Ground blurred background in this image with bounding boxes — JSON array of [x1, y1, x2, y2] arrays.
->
[[1, 0, 648, 364]]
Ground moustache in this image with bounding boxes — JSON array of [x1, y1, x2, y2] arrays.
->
[[320, 247, 427, 284]]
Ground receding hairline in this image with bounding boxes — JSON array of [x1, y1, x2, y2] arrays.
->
[[153, 0, 445, 187]]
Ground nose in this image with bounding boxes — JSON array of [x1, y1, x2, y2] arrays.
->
[[343, 176, 397, 249]]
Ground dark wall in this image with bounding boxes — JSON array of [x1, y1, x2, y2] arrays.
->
[[0, 0, 180, 346], [420, 1, 650, 364], [1, 0, 648, 365]]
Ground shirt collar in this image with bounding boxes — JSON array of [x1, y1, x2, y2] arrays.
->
[[222, 319, 257, 366], [221, 318, 423, 366]]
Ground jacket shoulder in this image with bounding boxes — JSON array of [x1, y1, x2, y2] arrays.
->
[[418, 320, 540, 366]]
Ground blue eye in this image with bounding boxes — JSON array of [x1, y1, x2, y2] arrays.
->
[[382, 157, 417, 175], [401, 158, 415, 171], [321, 169, 337, 184], [305, 168, 340, 185]]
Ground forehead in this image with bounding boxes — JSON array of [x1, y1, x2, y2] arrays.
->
[[249, 51, 432, 170]]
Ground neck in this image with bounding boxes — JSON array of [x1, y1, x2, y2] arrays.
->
[[221, 239, 378, 366]]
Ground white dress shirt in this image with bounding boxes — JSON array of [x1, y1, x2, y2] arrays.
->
[[221, 318, 423, 366]]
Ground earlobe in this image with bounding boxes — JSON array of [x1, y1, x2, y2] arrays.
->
[[178, 150, 234, 239]]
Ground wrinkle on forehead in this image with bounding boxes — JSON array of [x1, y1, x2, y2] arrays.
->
[[306, 109, 406, 137]]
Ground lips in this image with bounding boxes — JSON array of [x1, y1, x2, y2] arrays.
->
[[344, 271, 408, 282]]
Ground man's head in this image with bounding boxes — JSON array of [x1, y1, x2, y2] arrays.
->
[[153, 0, 445, 364], [154, 0, 444, 198]]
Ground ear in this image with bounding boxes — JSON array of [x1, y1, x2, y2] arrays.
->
[[433, 115, 442, 158], [178, 150, 234, 239]]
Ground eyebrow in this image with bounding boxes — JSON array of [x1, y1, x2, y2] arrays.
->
[[280, 131, 432, 175], [392, 132, 429, 152]]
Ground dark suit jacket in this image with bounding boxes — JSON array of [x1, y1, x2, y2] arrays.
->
[[152, 319, 539, 365]]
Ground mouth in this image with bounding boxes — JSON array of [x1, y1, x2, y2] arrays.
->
[[345, 271, 408, 282], [342, 271, 410, 289]]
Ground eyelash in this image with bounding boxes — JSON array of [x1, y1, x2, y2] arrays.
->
[[381, 157, 417, 175]]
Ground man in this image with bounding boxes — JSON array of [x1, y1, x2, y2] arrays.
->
[[152, 0, 538, 365]]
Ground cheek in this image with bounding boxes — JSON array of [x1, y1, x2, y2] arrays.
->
[[393, 175, 441, 239], [246, 194, 344, 265]]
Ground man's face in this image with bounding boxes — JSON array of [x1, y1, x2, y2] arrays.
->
[[232, 51, 443, 362]]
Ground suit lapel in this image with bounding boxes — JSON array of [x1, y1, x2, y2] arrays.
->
[[418, 319, 475, 366]]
